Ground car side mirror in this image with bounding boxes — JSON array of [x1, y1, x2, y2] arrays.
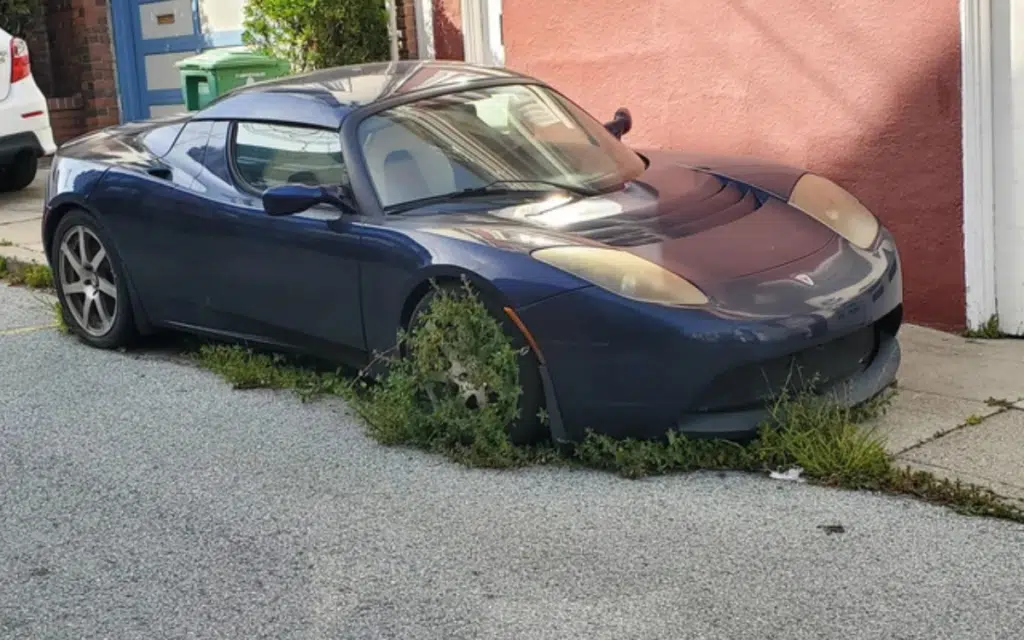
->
[[262, 184, 356, 217], [604, 107, 633, 139]]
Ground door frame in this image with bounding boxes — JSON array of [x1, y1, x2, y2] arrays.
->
[[961, 0, 1024, 334], [461, 0, 504, 66], [109, 0, 245, 122]]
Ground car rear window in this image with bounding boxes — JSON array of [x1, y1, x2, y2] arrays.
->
[[142, 123, 187, 158]]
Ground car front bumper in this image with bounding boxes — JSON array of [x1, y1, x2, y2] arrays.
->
[[517, 230, 904, 443]]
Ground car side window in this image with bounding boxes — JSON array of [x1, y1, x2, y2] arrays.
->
[[230, 121, 348, 192]]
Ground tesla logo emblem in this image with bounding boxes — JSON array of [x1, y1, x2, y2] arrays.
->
[[793, 274, 815, 286]]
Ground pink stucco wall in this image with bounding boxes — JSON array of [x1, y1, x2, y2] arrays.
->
[[503, 0, 965, 331]]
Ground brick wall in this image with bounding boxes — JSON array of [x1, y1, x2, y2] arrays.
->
[[48, 95, 86, 144], [36, 0, 120, 142], [433, 0, 464, 60], [45, 0, 78, 98], [22, 3, 54, 97], [71, 0, 120, 130], [397, 0, 418, 59]]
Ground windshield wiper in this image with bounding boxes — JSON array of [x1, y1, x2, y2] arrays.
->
[[386, 179, 595, 214], [468, 179, 598, 196]]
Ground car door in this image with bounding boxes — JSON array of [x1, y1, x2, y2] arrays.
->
[[90, 119, 218, 326], [186, 120, 367, 357]]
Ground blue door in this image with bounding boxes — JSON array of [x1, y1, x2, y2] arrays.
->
[[109, 0, 246, 122]]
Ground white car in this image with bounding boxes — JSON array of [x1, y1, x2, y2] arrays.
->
[[0, 28, 56, 193]]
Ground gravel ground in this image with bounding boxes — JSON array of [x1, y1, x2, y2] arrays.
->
[[2, 283, 1023, 640]]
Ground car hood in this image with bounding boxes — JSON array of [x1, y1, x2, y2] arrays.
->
[[415, 149, 835, 288]]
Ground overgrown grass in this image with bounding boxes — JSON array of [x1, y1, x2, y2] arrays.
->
[[189, 278, 1024, 523], [6, 261, 1008, 522], [20, 270, 1021, 522], [0, 256, 53, 290]]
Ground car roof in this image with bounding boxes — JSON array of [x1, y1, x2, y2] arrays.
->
[[193, 60, 541, 130]]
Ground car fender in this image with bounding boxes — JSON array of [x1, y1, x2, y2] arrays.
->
[[43, 172, 156, 335], [390, 262, 574, 446]]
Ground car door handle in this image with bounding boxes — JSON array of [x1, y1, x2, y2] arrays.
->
[[147, 167, 173, 181]]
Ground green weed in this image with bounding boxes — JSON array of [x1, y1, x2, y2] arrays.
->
[[0, 258, 53, 290], [963, 314, 1003, 339]]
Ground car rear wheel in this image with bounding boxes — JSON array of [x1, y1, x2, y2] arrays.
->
[[408, 283, 548, 445], [0, 151, 38, 193], [51, 209, 137, 349]]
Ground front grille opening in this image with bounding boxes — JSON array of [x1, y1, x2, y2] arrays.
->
[[878, 304, 903, 338], [692, 325, 880, 413]]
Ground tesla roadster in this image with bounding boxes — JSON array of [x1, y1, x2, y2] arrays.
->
[[42, 60, 902, 445]]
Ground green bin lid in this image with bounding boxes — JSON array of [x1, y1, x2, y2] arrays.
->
[[175, 47, 289, 71]]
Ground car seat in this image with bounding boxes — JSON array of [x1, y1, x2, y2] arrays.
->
[[361, 119, 456, 207]]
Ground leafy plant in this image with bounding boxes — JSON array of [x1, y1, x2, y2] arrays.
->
[[345, 279, 535, 467], [242, 0, 390, 73], [0, 0, 39, 36]]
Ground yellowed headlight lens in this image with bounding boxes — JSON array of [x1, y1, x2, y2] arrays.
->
[[532, 246, 709, 306], [787, 174, 880, 249]]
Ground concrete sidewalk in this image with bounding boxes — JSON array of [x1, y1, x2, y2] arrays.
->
[[2, 174, 1022, 503], [0, 169, 47, 264], [875, 326, 1024, 503]]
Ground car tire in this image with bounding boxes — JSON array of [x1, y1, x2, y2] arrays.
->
[[408, 282, 548, 445], [51, 209, 138, 349], [0, 151, 38, 193]]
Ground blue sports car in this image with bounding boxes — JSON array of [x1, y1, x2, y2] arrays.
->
[[42, 60, 902, 445]]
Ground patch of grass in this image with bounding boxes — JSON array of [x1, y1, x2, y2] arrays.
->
[[53, 301, 69, 334], [186, 279, 1024, 523], [759, 395, 891, 488], [964, 414, 983, 426], [0, 239, 13, 247], [886, 466, 1024, 520], [0, 257, 53, 290], [985, 397, 1017, 410], [193, 344, 347, 401], [963, 314, 1003, 339]]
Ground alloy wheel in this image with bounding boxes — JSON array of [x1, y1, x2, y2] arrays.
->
[[58, 225, 118, 337], [443, 350, 501, 410]]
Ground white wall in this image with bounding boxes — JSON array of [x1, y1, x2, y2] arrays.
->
[[991, 0, 1024, 334]]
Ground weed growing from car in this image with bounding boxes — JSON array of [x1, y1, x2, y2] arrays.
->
[[191, 281, 1024, 522], [345, 282, 537, 467]]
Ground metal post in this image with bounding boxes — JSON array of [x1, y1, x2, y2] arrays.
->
[[385, 0, 400, 61]]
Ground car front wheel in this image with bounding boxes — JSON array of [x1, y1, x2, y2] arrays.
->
[[0, 151, 38, 193], [51, 209, 137, 349], [408, 282, 548, 446]]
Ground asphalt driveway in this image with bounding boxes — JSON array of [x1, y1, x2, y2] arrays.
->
[[2, 283, 1023, 639]]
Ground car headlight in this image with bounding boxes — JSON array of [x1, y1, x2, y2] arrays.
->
[[531, 246, 709, 306], [787, 173, 880, 249]]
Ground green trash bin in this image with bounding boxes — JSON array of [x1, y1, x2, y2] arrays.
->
[[176, 48, 292, 111]]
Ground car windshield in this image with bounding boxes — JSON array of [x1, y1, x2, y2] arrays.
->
[[356, 83, 647, 211]]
